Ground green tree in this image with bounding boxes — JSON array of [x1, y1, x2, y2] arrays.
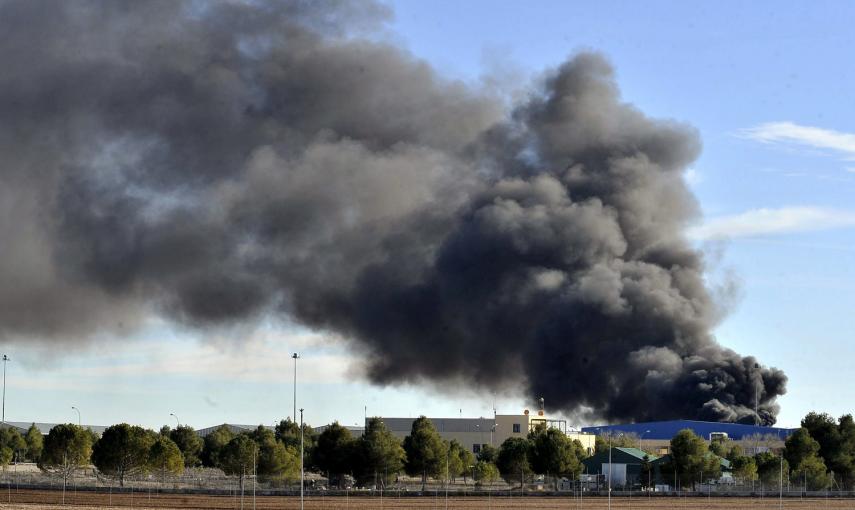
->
[[837, 415, 855, 488], [356, 418, 405, 487], [446, 440, 465, 482], [38, 424, 93, 486], [731, 455, 758, 483], [477, 444, 498, 463], [149, 435, 184, 481], [640, 455, 653, 489], [169, 425, 204, 468], [474, 460, 499, 487], [92, 424, 157, 486], [275, 419, 317, 458], [274, 419, 301, 448], [0, 447, 11, 467], [709, 437, 733, 458], [529, 427, 583, 479], [668, 429, 719, 489], [801, 412, 855, 488], [755, 451, 789, 488], [595, 433, 640, 454], [725, 444, 745, 463], [457, 443, 476, 484], [250, 426, 299, 482], [403, 416, 447, 488], [25, 424, 43, 462], [799, 454, 831, 490], [202, 425, 234, 468], [785, 428, 821, 472], [496, 437, 532, 487], [220, 435, 259, 492], [0, 427, 27, 462], [313, 423, 357, 487]]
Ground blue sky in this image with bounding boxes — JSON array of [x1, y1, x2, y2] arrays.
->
[[6, 1, 855, 430]]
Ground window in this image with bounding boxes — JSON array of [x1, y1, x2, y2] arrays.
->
[[473, 444, 481, 453], [513, 423, 521, 433]]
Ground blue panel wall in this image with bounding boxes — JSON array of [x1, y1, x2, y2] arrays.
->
[[581, 420, 796, 441]]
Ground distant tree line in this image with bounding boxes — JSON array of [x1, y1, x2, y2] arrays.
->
[[1, 410, 854, 491]]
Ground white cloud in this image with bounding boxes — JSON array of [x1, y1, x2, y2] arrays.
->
[[847, 167, 855, 174], [739, 121, 855, 159], [690, 206, 855, 240], [684, 167, 703, 186], [14, 328, 358, 386]]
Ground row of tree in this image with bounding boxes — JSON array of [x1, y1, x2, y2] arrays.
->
[[307, 417, 588, 489], [7, 410, 855, 492], [633, 414, 854, 491]]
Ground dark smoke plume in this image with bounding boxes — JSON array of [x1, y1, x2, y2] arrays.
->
[[0, 0, 786, 424]]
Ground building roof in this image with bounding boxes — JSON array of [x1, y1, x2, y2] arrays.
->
[[1, 421, 108, 435], [195, 423, 274, 437], [582, 447, 659, 472], [581, 420, 795, 441], [613, 447, 657, 461], [651, 453, 732, 470], [379, 416, 497, 434], [313, 424, 365, 436]]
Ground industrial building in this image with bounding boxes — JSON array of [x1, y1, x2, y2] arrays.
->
[[581, 447, 657, 487], [195, 423, 274, 437], [581, 420, 796, 455], [0, 421, 107, 436], [378, 410, 596, 454]]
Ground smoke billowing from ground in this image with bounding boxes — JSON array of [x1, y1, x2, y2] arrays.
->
[[0, 0, 785, 424]]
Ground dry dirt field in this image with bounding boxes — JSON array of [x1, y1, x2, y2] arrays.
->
[[0, 490, 854, 510]]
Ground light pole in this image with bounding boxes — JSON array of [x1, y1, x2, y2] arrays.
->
[[1, 354, 9, 424], [608, 432, 624, 510], [292, 353, 299, 422], [71, 406, 80, 426], [299, 407, 304, 510], [778, 430, 789, 508], [639, 429, 651, 493], [170, 413, 180, 428], [476, 421, 483, 450]]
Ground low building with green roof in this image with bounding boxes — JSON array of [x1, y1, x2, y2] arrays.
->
[[581, 447, 659, 488]]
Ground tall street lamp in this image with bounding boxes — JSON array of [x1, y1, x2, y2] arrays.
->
[[170, 413, 180, 428], [71, 406, 81, 426], [292, 353, 299, 422], [639, 429, 651, 491], [608, 432, 624, 510], [1, 354, 9, 424]]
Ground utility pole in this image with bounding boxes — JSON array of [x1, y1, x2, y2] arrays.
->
[[292, 353, 299, 422], [608, 434, 612, 510], [300, 408, 304, 510], [1, 355, 8, 424]]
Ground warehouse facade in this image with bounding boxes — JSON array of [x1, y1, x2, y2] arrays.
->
[[378, 411, 596, 454], [581, 419, 796, 454]]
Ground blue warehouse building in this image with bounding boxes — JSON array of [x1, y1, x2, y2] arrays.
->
[[581, 420, 796, 442]]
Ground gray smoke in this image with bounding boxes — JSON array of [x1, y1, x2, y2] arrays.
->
[[0, 0, 785, 424]]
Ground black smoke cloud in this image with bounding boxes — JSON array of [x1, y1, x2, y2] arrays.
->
[[0, 0, 785, 424]]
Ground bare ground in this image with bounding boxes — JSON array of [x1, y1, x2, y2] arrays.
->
[[0, 490, 853, 509]]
